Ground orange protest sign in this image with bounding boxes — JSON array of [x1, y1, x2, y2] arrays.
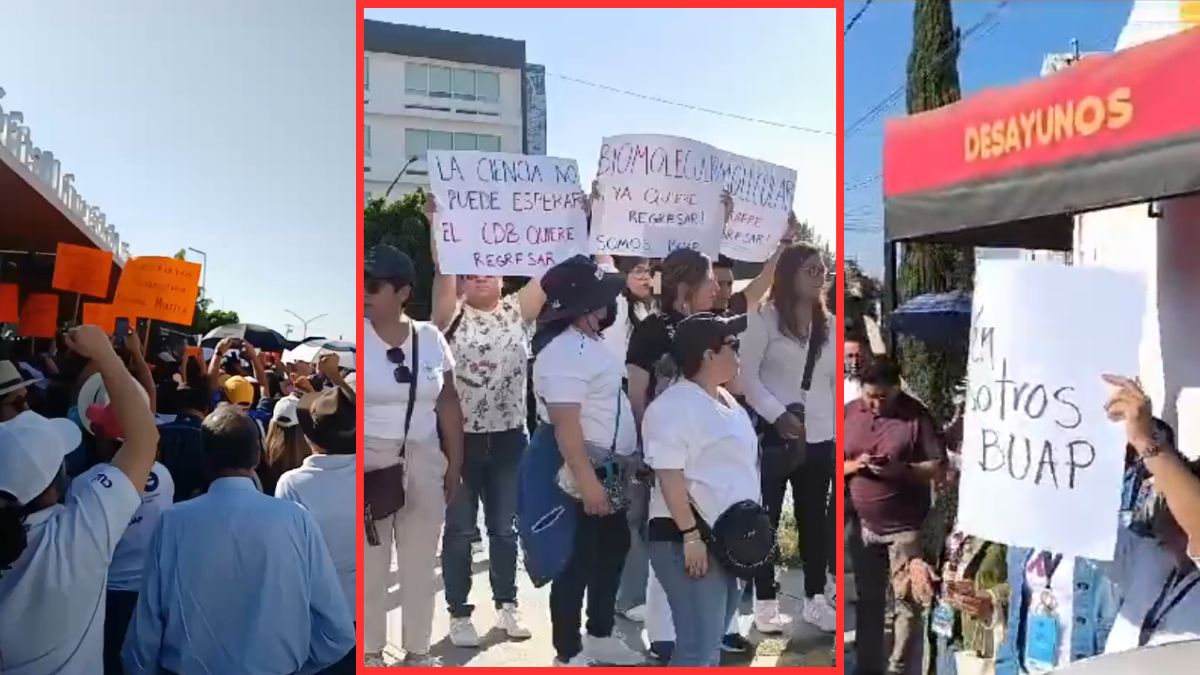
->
[[0, 284, 17, 324], [18, 293, 59, 338], [82, 302, 117, 334], [51, 243, 114, 298], [113, 257, 202, 326]]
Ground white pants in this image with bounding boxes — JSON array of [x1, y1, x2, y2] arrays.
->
[[364, 437, 447, 655]]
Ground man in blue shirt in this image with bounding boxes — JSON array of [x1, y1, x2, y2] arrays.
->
[[122, 403, 354, 674]]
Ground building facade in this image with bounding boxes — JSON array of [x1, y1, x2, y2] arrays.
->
[[363, 21, 546, 201]]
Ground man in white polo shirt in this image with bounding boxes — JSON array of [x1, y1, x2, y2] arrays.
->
[[0, 325, 160, 675]]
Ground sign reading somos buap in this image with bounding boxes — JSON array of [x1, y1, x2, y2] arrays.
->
[[428, 151, 587, 277], [956, 261, 1144, 561]]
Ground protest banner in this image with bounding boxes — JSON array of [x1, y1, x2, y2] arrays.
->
[[18, 293, 59, 338], [114, 256, 202, 326], [0, 284, 17, 324], [51, 242, 114, 298], [957, 261, 1144, 560], [715, 150, 797, 262], [592, 134, 724, 258], [428, 151, 587, 276], [82, 302, 117, 334]]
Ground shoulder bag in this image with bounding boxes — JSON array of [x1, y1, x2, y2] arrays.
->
[[364, 323, 419, 546], [759, 332, 820, 479]]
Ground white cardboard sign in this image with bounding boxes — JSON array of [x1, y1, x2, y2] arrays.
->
[[957, 261, 1144, 561], [716, 150, 797, 262], [428, 151, 587, 276], [591, 134, 725, 259]]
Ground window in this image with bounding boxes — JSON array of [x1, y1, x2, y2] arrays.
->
[[404, 62, 500, 103], [405, 63, 426, 95], [364, 125, 371, 157], [476, 134, 501, 152], [405, 129, 456, 161], [364, 57, 370, 91], [452, 68, 476, 101], [365, 190, 372, 203], [428, 66, 452, 98], [475, 72, 500, 103], [453, 132, 477, 151]]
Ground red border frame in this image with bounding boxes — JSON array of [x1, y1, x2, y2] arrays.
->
[[356, 4, 845, 672]]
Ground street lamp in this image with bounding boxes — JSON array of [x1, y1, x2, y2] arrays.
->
[[383, 155, 421, 201], [187, 247, 208, 302], [285, 310, 328, 340]]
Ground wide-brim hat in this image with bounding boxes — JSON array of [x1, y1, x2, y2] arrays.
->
[[77, 371, 152, 438], [539, 255, 625, 322], [0, 360, 41, 397], [296, 387, 354, 454]]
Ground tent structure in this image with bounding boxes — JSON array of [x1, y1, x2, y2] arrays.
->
[[882, 27, 1200, 311]]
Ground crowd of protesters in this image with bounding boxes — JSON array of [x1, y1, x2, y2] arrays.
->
[[362, 185, 837, 667], [843, 331, 1200, 675], [0, 320, 357, 674]]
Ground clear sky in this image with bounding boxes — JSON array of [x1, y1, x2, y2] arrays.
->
[[844, 0, 1134, 275], [3, 0, 356, 340], [365, 7, 838, 247]]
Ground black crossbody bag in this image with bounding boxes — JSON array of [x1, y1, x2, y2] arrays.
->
[[759, 334, 819, 478], [364, 328, 419, 546]]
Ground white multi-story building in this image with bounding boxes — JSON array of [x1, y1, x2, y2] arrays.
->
[[363, 21, 547, 200]]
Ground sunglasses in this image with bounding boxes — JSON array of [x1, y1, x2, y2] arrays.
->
[[386, 347, 413, 384], [802, 264, 827, 279]]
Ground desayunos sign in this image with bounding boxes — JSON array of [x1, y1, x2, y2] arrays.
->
[[0, 87, 129, 263]]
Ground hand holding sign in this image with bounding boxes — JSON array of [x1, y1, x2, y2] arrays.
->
[[1102, 374, 1155, 451]]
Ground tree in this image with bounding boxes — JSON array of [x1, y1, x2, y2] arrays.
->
[[897, 0, 975, 424], [363, 191, 435, 320], [844, 258, 883, 334]]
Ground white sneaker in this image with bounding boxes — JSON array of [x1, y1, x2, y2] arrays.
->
[[448, 617, 481, 647], [753, 599, 792, 635], [403, 652, 442, 667], [583, 633, 645, 666], [553, 653, 594, 666], [802, 595, 837, 633], [621, 604, 647, 623], [496, 603, 532, 639]]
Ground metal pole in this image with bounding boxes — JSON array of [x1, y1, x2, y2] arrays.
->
[[188, 247, 208, 302], [285, 310, 328, 340], [383, 156, 420, 201]]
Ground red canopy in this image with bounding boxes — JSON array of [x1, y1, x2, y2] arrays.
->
[[883, 27, 1200, 248]]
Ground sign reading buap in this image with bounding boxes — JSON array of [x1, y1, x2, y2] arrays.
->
[[428, 151, 587, 277], [592, 134, 724, 259], [957, 261, 1143, 561]]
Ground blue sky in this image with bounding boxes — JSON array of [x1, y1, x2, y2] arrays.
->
[[2, 0, 355, 340], [365, 7, 837, 247], [844, 0, 1134, 275]]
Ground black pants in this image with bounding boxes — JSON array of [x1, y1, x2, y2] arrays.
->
[[755, 440, 836, 600], [105, 589, 138, 674], [550, 507, 631, 661]]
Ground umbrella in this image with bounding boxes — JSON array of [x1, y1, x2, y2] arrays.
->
[[283, 339, 356, 371], [886, 291, 973, 348], [201, 323, 289, 352]]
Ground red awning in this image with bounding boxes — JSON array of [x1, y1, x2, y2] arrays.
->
[[883, 27, 1200, 248]]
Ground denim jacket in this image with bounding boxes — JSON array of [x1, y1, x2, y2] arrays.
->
[[995, 548, 1121, 674]]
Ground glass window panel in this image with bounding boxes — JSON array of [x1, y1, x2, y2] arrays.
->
[[365, 125, 371, 157], [453, 132, 477, 151], [476, 134, 501, 152], [475, 71, 499, 103], [405, 63, 427, 95], [427, 130, 453, 150], [428, 66, 452, 97], [452, 68, 476, 100], [364, 57, 370, 91], [404, 129, 429, 159]]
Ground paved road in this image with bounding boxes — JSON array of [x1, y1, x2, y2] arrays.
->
[[374, 548, 837, 667]]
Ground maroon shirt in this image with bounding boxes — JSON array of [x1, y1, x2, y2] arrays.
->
[[844, 392, 943, 535]]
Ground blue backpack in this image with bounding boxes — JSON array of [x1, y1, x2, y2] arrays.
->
[[516, 424, 578, 587]]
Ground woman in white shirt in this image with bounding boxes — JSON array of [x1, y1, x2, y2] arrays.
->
[[362, 244, 465, 667], [738, 242, 837, 634], [642, 313, 761, 666], [529, 255, 644, 667]]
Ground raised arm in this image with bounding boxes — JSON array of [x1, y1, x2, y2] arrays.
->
[[121, 328, 157, 414], [740, 211, 798, 308], [426, 195, 461, 331]]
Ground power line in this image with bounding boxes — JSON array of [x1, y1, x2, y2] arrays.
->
[[844, 0, 875, 36], [548, 71, 834, 135]]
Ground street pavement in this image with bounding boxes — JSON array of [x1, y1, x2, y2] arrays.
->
[[374, 546, 837, 667]]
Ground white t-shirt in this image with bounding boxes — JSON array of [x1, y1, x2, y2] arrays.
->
[[534, 327, 637, 456], [448, 295, 532, 433], [1103, 530, 1200, 654], [602, 294, 650, 367], [363, 319, 454, 452], [844, 377, 861, 405], [738, 304, 836, 443], [1021, 552, 1076, 672], [0, 468, 141, 674], [69, 461, 174, 592], [642, 380, 761, 524], [275, 453, 356, 614]]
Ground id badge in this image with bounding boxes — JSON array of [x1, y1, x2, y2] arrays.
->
[[1024, 612, 1060, 670], [931, 600, 956, 638]]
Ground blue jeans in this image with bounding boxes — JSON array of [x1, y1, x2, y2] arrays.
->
[[649, 540, 739, 666], [616, 473, 650, 611], [442, 427, 527, 617]]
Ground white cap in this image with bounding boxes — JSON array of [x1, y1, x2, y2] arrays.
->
[[0, 411, 82, 505], [272, 395, 300, 427]]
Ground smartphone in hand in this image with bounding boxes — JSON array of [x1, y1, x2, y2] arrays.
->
[[113, 317, 130, 350]]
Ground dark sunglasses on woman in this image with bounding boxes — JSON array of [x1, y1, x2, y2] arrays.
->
[[386, 347, 412, 384]]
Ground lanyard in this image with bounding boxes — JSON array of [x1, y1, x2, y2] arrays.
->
[[1139, 568, 1200, 647], [1030, 551, 1064, 589]]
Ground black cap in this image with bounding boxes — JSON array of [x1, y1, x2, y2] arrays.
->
[[670, 312, 747, 367], [296, 387, 355, 454], [365, 244, 415, 285], [539, 255, 625, 322]]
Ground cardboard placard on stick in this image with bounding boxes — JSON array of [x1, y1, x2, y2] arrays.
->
[[0, 284, 18, 324], [18, 293, 59, 338], [82, 303, 117, 334], [114, 257, 201, 326], [956, 261, 1144, 561], [52, 243, 114, 298]]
